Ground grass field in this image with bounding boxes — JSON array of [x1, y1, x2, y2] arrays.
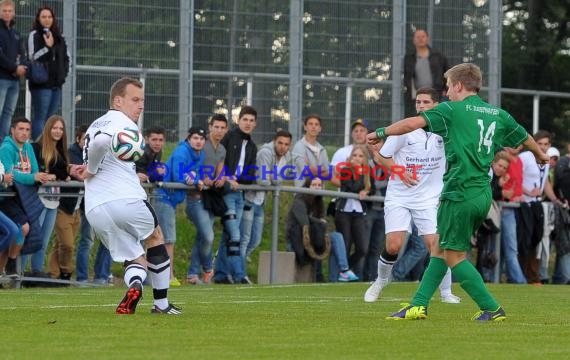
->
[[2, 282, 570, 359]]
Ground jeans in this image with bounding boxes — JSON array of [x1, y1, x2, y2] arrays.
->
[[240, 200, 265, 258], [551, 253, 570, 284], [328, 232, 350, 282], [94, 242, 112, 280], [0, 78, 19, 143], [500, 208, 527, 284], [185, 198, 214, 276], [392, 228, 429, 281], [363, 209, 385, 281], [75, 209, 94, 281], [31, 87, 62, 140], [21, 207, 57, 272], [214, 191, 245, 282], [0, 209, 19, 252], [335, 211, 368, 278]]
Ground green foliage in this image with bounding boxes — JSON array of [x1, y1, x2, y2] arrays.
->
[[502, 0, 570, 145], [2, 283, 570, 359]]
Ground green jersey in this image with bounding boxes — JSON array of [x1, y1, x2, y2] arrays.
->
[[421, 95, 528, 201]]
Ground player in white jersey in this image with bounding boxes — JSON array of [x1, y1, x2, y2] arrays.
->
[[364, 87, 460, 304], [76, 77, 180, 315]]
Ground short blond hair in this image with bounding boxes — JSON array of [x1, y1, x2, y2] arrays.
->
[[0, 0, 15, 9], [444, 63, 482, 93]]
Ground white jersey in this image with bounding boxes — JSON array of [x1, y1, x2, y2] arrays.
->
[[83, 110, 147, 213], [330, 144, 352, 167], [380, 129, 445, 209], [519, 150, 549, 203]]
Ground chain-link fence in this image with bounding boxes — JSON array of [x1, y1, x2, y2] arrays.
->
[[15, 1, 563, 148]]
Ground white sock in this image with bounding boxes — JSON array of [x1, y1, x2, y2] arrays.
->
[[439, 267, 453, 297], [377, 256, 395, 286], [124, 263, 146, 287]]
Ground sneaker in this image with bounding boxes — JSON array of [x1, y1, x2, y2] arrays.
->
[[202, 270, 214, 284], [115, 281, 143, 315], [186, 275, 202, 285], [364, 279, 383, 302], [169, 278, 181, 287], [471, 306, 506, 322], [214, 276, 233, 284], [338, 270, 359, 282], [386, 303, 428, 320], [441, 293, 461, 304], [240, 276, 253, 285], [150, 303, 182, 315], [5, 258, 19, 279]]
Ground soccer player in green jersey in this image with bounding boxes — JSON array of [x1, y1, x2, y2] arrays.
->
[[367, 63, 549, 321]]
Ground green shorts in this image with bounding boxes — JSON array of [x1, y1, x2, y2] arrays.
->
[[437, 189, 491, 251]]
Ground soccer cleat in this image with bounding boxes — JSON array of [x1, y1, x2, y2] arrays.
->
[[115, 281, 143, 315], [386, 303, 428, 320], [202, 270, 213, 284], [441, 293, 461, 304], [338, 270, 359, 282], [364, 279, 383, 302], [169, 278, 181, 287], [150, 303, 182, 315], [471, 306, 506, 322]]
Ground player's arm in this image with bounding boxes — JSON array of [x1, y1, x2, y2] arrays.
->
[[86, 132, 112, 175], [367, 116, 426, 143], [521, 134, 549, 164]]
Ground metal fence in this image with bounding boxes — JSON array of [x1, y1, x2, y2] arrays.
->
[[10, 0, 501, 146], [10, 1, 569, 148]]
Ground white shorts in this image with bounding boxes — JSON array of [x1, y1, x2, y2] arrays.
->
[[87, 198, 157, 262], [384, 203, 437, 236]]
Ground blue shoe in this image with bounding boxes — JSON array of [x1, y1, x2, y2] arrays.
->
[[338, 270, 359, 282], [386, 303, 427, 320], [471, 306, 506, 321]]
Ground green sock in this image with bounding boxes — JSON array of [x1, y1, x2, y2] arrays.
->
[[411, 257, 448, 307], [452, 260, 499, 311]]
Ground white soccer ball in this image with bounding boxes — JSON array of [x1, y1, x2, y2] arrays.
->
[[110, 128, 145, 162]]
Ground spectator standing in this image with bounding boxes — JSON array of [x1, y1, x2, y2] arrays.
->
[[185, 114, 227, 284], [403, 29, 449, 117], [292, 114, 330, 187], [552, 142, 570, 284], [241, 129, 292, 261], [500, 145, 526, 283], [159, 126, 206, 285], [213, 106, 257, 284], [330, 145, 374, 278], [0, 0, 27, 143], [21, 115, 69, 276], [291, 114, 330, 281], [518, 131, 564, 285], [27, 6, 69, 140]]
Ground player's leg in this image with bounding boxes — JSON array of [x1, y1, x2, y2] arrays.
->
[[364, 204, 410, 302], [141, 200, 181, 315], [442, 192, 505, 321], [401, 208, 450, 307], [87, 202, 147, 314]]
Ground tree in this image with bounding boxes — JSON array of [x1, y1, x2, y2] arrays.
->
[[501, 0, 570, 147]]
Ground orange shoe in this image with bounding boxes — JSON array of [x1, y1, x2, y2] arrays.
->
[[202, 270, 214, 284]]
